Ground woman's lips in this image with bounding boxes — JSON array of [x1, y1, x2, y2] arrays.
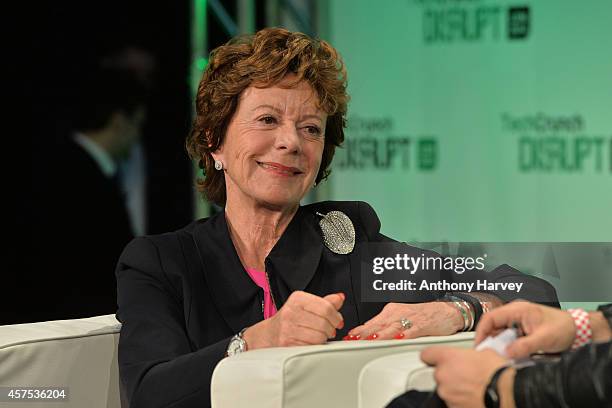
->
[[257, 161, 303, 176]]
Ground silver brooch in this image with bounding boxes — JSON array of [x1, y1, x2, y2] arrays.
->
[[316, 211, 355, 255]]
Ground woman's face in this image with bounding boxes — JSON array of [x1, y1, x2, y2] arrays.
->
[[213, 75, 327, 209]]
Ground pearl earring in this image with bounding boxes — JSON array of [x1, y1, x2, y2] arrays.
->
[[214, 160, 223, 171]]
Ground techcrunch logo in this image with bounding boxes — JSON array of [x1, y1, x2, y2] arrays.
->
[[501, 113, 611, 173], [418, 1, 530, 44], [336, 136, 438, 170], [337, 115, 438, 171], [502, 113, 585, 134], [519, 137, 609, 173], [372, 253, 487, 275]]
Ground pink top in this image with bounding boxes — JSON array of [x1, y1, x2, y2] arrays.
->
[[245, 268, 277, 319]]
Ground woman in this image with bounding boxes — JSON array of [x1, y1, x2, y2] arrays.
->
[[116, 28, 557, 408]]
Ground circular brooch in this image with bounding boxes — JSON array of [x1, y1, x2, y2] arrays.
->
[[316, 210, 355, 255]]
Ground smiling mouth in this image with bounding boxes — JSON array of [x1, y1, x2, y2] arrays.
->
[[257, 161, 303, 176]]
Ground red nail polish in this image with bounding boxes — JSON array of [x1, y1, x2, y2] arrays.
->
[[348, 334, 360, 340], [342, 335, 350, 340], [394, 333, 405, 339], [366, 333, 378, 340]]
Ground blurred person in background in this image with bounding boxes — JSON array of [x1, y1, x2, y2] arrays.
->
[[30, 67, 148, 323], [103, 45, 158, 237]]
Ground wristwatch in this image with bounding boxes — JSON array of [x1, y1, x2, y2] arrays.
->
[[225, 328, 248, 357], [484, 365, 511, 408]]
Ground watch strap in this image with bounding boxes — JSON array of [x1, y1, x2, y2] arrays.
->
[[226, 327, 248, 357], [237, 327, 248, 338], [484, 365, 511, 408]]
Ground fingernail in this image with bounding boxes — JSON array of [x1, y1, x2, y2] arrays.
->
[[348, 334, 360, 340], [338, 292, 345, 301], [394, 333, 405, 339], [342, 335, 350, 341], [332, 329, 336, 337], [338, 320, 345, 329], [366, 333, 378, 340]]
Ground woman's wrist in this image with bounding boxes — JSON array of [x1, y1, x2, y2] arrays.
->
[[242, 320, 270, 350], [589, 311, 612, 343], [442, 301, 467, 332], [499, 367, 517, 408]]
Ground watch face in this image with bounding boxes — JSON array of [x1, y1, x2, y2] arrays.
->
[[227, 338, 245, 356]]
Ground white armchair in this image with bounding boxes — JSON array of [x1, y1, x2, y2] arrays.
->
[[1, 317, 474, 408], [0, 315, 122, 408], [212, 332, 475, 408]]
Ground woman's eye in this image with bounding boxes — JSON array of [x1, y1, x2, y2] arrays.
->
[[305, 126, 322, 135], [260, 116, 277, 125]]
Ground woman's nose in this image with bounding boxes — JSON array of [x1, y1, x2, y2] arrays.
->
[[273, 124, 302, 153]]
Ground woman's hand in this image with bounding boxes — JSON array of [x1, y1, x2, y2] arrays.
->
[[346, 302, 464, 340], [244, 291, 344, 349], [475, 301, 575, 358], [420, 347, 514, 408]]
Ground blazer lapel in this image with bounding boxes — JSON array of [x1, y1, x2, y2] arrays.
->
[[192, 212, 262, 334], [192, 206, 325, 331], [265, 207, 324, 307]]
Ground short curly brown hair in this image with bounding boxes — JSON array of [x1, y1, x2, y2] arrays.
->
[[186, 27, 349, 206]]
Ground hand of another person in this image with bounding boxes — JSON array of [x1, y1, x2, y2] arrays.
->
[[244, 291, 344, 349], [420, 346, 513, 408], [346, 302, 463, 340], [475, 301, 575, 358]]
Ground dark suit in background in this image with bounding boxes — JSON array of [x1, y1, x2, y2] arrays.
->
[[30, 137, 133, 323]]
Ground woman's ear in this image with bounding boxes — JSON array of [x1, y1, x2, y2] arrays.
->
[[210, 150, 223, 163], [210, 147, 226, 171], [207, 129, 227, 169], [208, 131, 224, 153]]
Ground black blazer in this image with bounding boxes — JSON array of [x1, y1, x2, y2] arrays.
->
[[26, 138, 133, 324], [116, 201, 558, 408]]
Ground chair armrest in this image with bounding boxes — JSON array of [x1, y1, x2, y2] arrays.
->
[[211, 332, 475, 408]]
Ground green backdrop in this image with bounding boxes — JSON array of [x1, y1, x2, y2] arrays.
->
[[327, 0, 611, 243]]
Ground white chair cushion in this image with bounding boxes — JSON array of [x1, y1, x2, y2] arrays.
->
[[0, 315, 122, 408], [211, 332, 475, 408], [358, 332, 475, 408]]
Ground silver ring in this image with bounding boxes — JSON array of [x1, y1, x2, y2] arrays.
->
[[400, 317, 412, 330]]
